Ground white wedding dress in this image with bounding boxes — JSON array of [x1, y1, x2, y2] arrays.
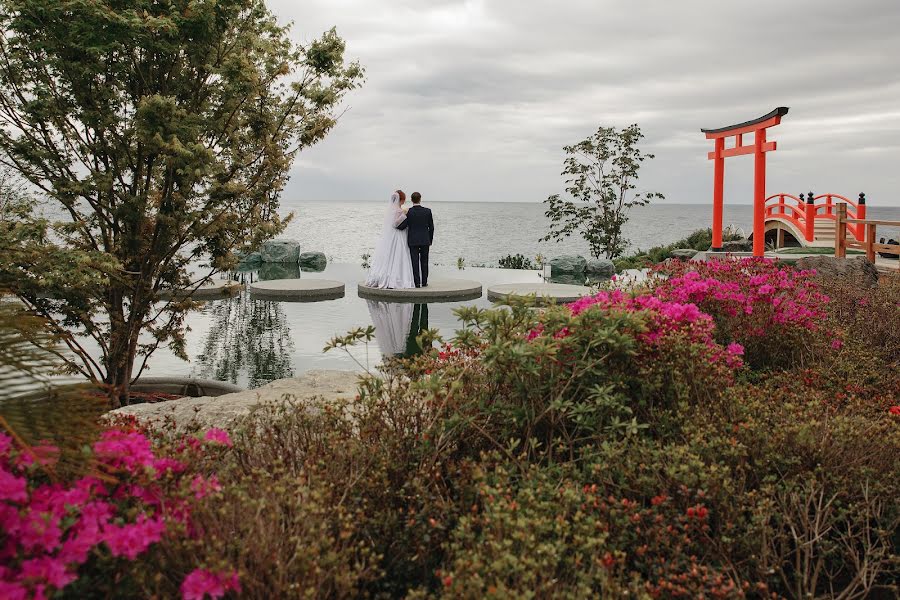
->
[[365, 193, 415, 289]]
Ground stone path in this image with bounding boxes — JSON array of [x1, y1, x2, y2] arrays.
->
[[487, 282, 593, 305], [357, 278, 482, 302], [249, 278, 345, 301], [107, 370, 362, 431]]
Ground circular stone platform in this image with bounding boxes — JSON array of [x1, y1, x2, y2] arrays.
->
[[487, 283, 593, 305], [159, 279, 243, 300], [357, 278, 482, 302], [248, 278, 344, 302]]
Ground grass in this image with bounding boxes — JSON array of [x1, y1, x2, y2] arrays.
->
[[774, 247, 863, 255]]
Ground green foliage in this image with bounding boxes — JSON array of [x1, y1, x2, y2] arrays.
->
[[542, 124, 663, 259], [0, 0, 363, 403], [614, 226, 743, 271], [497, 253, 535, 270]]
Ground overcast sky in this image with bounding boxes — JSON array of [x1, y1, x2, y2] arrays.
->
[[270, 0, 900, 206]]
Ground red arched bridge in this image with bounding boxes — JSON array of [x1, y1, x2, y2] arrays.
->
[[763, 191, 867, 248]]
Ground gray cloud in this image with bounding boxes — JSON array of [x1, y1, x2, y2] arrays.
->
[[273, 0, 900, 206]]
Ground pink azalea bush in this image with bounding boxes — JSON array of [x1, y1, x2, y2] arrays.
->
[[649, 258, 833, 368], [568, 289, 745, 370], [0, 426, 238, 599]]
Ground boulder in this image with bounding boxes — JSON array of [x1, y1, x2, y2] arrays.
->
[[106, 370, 361, 432], [795, 256, 879, 288], [298, 251, 327, 272], [721, 239, 753, 253], [670, 248, 699, 260], [260, 240, 300, 263], [258, 262, 301, 281], [550, 255, 587, 276], [585, 258, 615, 278], [549, 273, 587, 286], [237, 251, 263, 265]]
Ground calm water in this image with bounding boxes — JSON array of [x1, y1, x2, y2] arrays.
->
[[132, 201, 900, 387], [278, 201, 900, 266], [147, 264, 543, 388]]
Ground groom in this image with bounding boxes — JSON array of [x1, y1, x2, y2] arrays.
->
[[397, 191, 434, 287]]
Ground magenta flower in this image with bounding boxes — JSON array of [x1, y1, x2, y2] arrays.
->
[[203, 429, 233, 448], [180, 569, 241, 600], [0, 580, 27, 600], [831, 339, 844, 350], [190, 474, 222, 500], [93, 430, 155, 471], [0, 468, 27, 503], [104, 513, 166, 560], [726, 343, 744, 356]]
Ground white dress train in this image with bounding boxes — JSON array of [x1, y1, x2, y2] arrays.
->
[[365, 194, 415, 289]]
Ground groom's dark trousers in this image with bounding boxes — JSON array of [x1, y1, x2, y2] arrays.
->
[[410, 246, 429, 287], [398, 204, 434, 287]]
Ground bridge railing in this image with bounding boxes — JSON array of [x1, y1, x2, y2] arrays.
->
[[764, 193, 806, 236], [835, 203, 900, 269], [766, 193, 867, 241]]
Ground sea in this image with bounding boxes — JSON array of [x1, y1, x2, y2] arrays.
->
[[278, 201, 900, 266]]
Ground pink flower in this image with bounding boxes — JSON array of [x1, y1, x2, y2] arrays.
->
[[0, 468, 27, 503], [18, 510, 63, 551], [93, 430, 155, 471], [180, 569, 241, 600], [830, 339, 844, 350], [726, 343, 744, 356], [104, 513, 166, 559], [0, 580, 28, 600], [203, 429, 232, 448], [18, 556, 76, 589], [525, 324, 545, 341], [0, 432, 12, 456], [190, 474, 222, 500], [152, 457, 187, 477]]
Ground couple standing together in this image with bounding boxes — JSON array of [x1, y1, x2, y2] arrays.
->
[[365, 190, 435, 289]]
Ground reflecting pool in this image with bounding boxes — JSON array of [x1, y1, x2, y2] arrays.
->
[[143, 263, 544, 388]]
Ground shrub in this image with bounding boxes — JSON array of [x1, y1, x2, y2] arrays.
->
[[614, 227, 744, 272], [426, 458, 759, 599], [498, 254, 535, 270], [648, 258, 830, 369], [0, 424, 236, 599]]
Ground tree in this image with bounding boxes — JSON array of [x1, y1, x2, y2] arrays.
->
[[0, 0, 363, 405], [542, 124, 663, 259]]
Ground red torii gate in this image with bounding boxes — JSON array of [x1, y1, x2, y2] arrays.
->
[[701, 107, 789, 256]]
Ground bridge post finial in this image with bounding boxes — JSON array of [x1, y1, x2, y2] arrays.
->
[[806, 191, 815, 204], [858, 192, 866, 205]]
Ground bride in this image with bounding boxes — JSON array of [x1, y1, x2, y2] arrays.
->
[[365, 190, 415, 289]]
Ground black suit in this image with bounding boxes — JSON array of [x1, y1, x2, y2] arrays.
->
[[397, 204, 434, 287]]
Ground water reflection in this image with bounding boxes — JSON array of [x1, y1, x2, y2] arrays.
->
[[366, 300, 429, 359], [196, 290, 295, 387]]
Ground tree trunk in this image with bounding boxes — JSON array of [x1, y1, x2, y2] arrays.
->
[[103, 287, 145, 409]]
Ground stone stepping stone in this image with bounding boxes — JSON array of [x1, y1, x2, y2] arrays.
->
[[487, 283, 593, 305], [249, 278, 344, 302], [357, 278, 482, 302], [159, 279, 243, 300]]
